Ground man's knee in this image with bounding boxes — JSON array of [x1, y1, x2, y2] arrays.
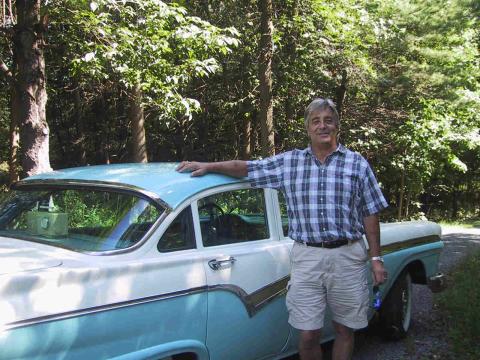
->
[[300, 329, 322, 349], [333, 322, 354, 339]]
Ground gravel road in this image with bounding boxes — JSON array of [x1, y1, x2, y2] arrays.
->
[[288, 226, 480, 360]]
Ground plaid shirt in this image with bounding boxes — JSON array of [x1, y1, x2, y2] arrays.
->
[[247, 145, 388, 243]]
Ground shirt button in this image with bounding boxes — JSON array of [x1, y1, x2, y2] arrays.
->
[[323, 228, 326, 231]]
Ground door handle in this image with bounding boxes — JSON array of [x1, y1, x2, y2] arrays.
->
[[208, 256, 236, 270]]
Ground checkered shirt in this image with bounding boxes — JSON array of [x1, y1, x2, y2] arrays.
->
[[246, 145, 388, 243]]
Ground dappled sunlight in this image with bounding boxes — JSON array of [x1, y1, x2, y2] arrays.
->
[[0, 301, 16, 327], [33, 280, 83, 315]]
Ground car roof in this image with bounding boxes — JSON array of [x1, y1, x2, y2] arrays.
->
[[22, 163, 247, 210]]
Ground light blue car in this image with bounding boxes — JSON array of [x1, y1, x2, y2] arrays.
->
[[0, 163, 445, 360]]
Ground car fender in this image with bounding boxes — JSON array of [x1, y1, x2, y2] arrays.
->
[[110, 339, 209, 360], [380, 240, 443, 295]]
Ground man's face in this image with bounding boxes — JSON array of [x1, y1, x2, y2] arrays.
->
[[307, 108, 338, 147]]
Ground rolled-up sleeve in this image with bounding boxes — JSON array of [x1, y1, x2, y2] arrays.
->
[[247, 153, 286, 190], [359, 162, 388, 217]]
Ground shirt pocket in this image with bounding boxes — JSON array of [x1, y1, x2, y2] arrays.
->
[[333, 170, 359, 209]]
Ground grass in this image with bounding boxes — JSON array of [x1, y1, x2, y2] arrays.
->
[[437, 250, 480, 359]]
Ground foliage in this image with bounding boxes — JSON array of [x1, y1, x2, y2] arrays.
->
[[437, 250, 480, 358], [49, 0, 238, 118], [0, 0, 478, 220]]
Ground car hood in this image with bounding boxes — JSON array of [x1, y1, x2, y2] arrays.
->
[[0, 237, 63, 276]]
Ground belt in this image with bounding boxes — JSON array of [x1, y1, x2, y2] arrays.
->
[[295, 239, 357, 249]]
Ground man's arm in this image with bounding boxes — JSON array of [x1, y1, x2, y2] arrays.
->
[[176, 160, 248, 178], [363, 213, 387, 285]]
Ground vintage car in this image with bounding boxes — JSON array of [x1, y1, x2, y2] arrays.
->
[[0, 163, 445, 360]]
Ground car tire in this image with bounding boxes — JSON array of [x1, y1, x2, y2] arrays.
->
[[379, 270, 412, 340]]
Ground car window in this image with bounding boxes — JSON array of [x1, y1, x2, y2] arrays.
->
[[0, 188, 163, 252], [157, 206, 195, 252], [198, 188, 269, 246], [278, 191, 289, 237]]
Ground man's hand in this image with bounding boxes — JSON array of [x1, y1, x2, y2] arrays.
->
[[176, 160, 248, 178], [176, 161, 210, 177], [371, 260, 387, 286]]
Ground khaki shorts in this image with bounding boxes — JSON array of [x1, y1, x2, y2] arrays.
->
[[286, 240, 369, 330]]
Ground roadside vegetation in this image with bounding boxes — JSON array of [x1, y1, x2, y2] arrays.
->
[[440, 219, 480, 229], [437, 250, 480, 359]]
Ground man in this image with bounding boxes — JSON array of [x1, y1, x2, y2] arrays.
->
[[176, 98, 388, 360]]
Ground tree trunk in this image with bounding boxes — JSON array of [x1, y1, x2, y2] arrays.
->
[[451, 188, 458, 219], [284, 0, 298, 129], [8, 84, 20, 184], [129, 84, 148, 163], [258, 0, 274, 157], [405, 190, 411, 218], [240, 112, 251, 160], [74, 85, 87, 165], [397, 168, 405, 221], [335, 69, 348, 120], [14, 0, 51, 177]]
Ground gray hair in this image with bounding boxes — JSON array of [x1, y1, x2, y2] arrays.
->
[[304, 98, 340, 129]]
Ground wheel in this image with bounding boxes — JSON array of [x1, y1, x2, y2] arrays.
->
[[379, 271, 412, 340]]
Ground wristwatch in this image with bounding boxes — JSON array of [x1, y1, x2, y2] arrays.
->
[[371, 256, 384, 263]]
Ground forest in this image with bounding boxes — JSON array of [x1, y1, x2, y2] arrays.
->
[[0, 0, 479, 222]]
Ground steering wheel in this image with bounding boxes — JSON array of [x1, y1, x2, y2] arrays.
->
[[199, 203, 225, 245], [199, 203, 224, 223]]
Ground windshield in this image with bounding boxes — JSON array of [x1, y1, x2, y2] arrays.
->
[[0, 188, 164, 252]]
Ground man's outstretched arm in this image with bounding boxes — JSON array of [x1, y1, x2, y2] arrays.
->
[[176, 160, 248, 178]]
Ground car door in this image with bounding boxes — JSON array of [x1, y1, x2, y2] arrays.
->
[[193, 185, 291, 360]]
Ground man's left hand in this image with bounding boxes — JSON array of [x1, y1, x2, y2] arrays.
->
[[371, 260, 387, 285]]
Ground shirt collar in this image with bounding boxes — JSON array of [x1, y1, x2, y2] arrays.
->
[[305, 144, 346, 157]]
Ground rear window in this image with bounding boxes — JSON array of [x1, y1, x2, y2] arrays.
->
[[0, 188, 164, 252]]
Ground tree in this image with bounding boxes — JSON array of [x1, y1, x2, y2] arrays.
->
[[258, 0, 274, 157], [1, 0, 52, 178], [51, 0, 239, 162]]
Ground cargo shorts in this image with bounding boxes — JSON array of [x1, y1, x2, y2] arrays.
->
[[286, 240, 370, 330]]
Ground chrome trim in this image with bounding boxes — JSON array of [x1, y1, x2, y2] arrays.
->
[[4, 286, 207, 332], [13, 179, 172, 211], [209, 276, 290, 317], [208, 256, 236, 270], [381, 235, 441, 255], [4, 276, 290, 331]]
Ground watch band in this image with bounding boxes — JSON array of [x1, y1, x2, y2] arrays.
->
[[371, 256, 384, 263]]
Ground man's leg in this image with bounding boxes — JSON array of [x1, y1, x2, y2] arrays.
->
[[299, 329, 323, 360], [332, 321, 354, 360]]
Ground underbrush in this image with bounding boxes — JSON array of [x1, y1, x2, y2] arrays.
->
[[437, 250, 480, 359], [439, 219, 480, 229]]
